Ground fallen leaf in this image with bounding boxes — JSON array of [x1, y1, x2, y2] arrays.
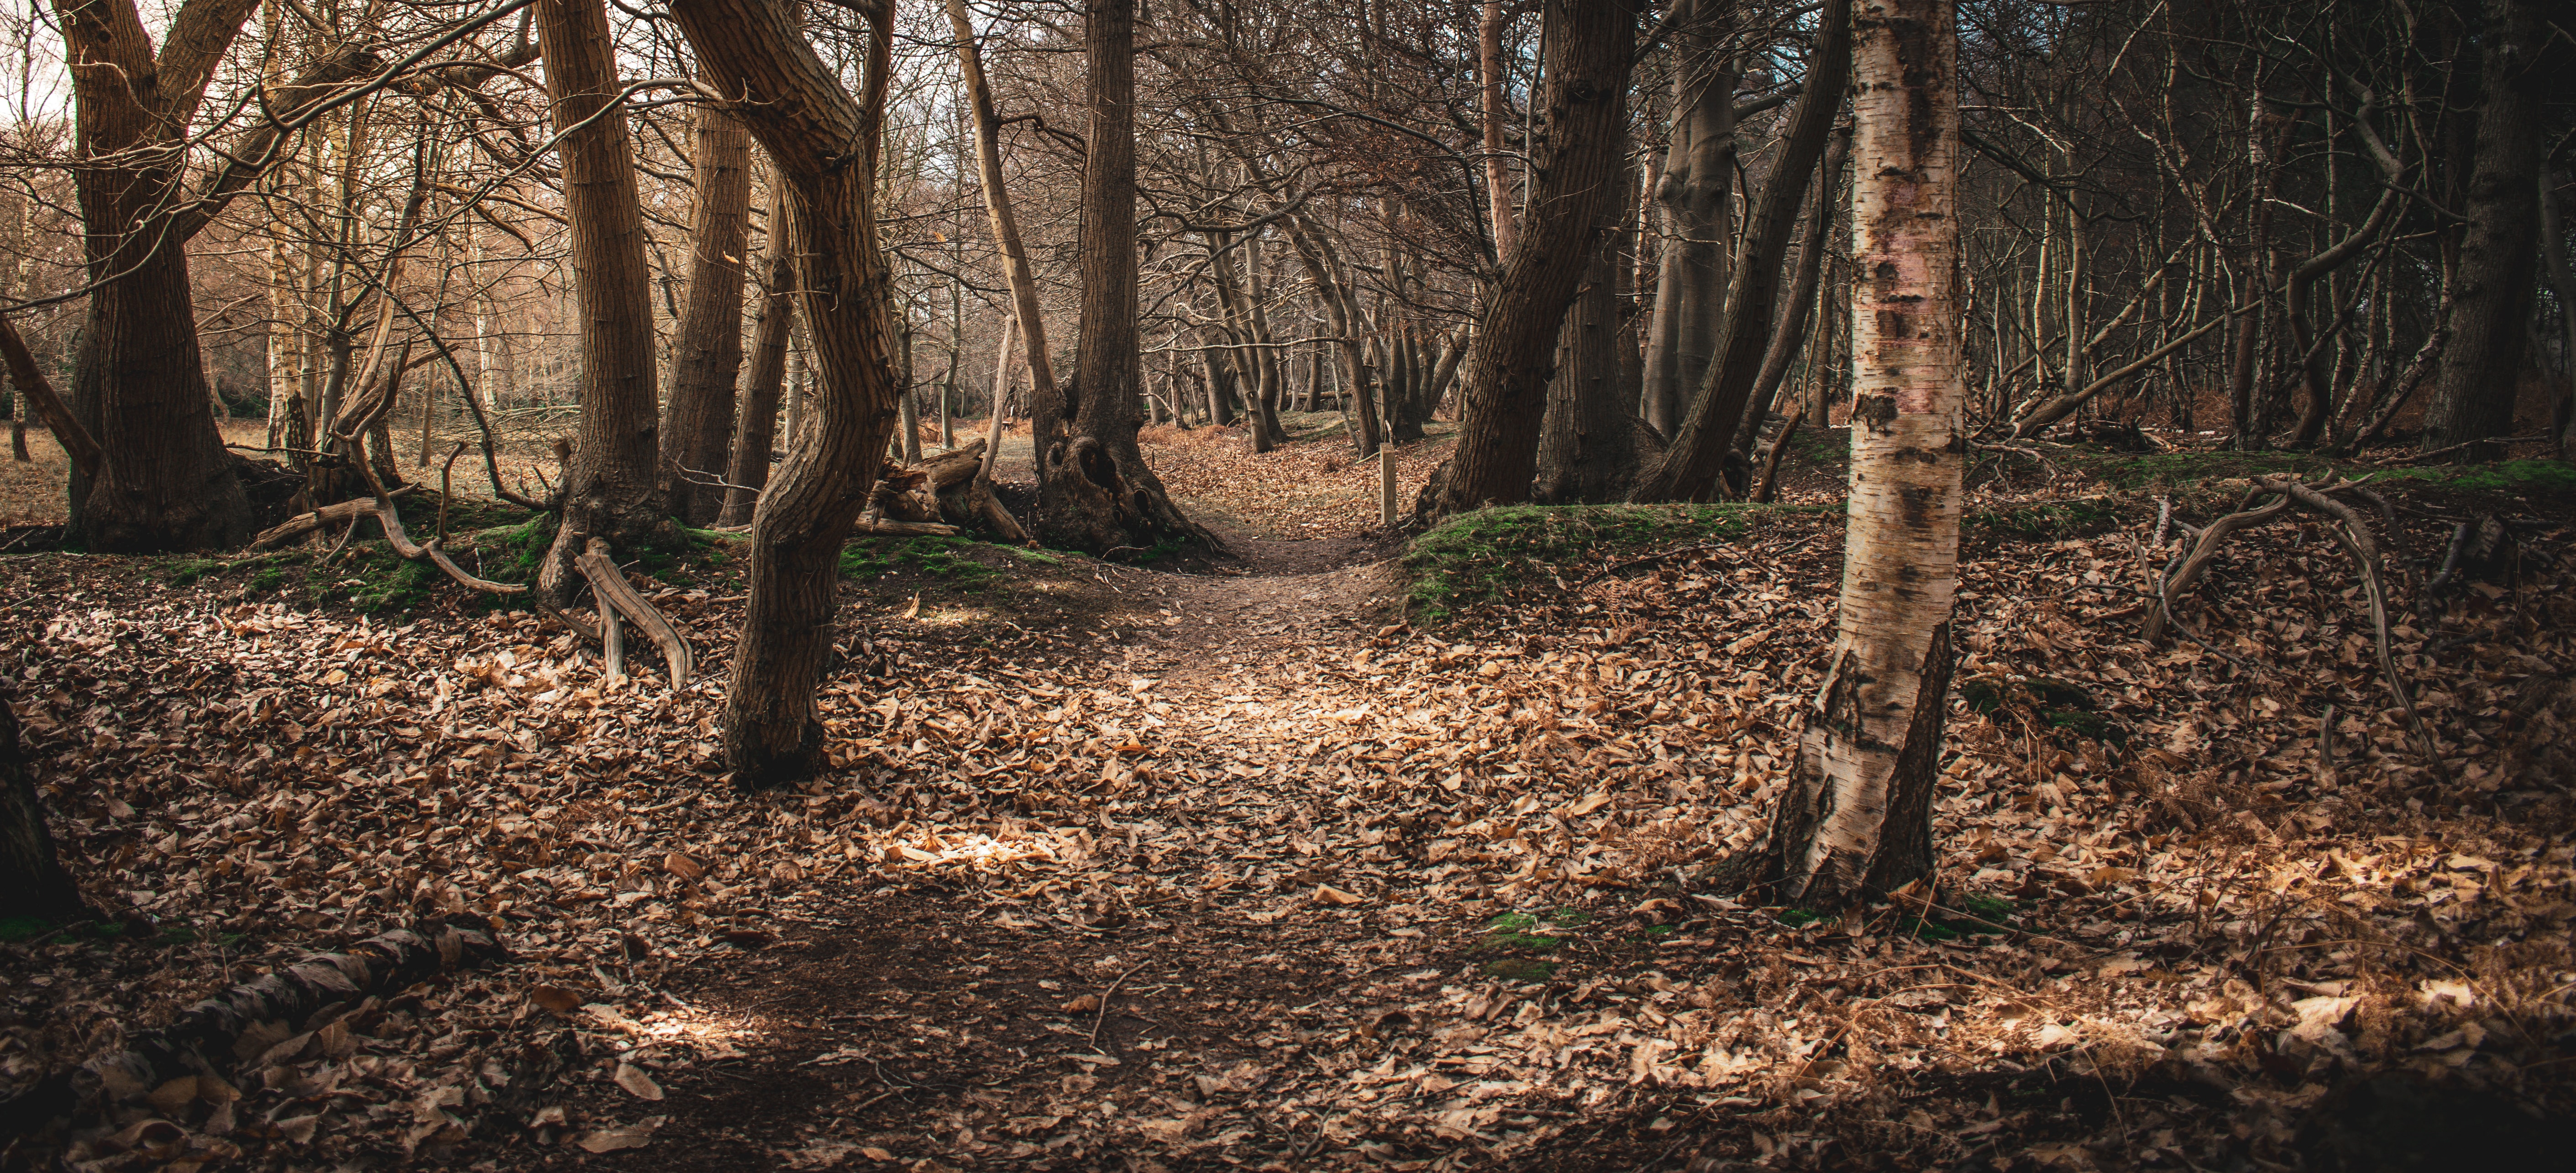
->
[[614, 1062, 666, 1101], [574, 1116, 667, 1153]]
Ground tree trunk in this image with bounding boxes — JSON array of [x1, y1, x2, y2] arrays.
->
[[1535, 156, 1662, 503], [2421, 0, 2545, 454], [1628, 0, 1852, 503], [536, 0, 676, 600], [2542, 169, 2576, 460], [671, 0, 902, 786], [1735, 126, 1853, 454], [1037, 0, 1204, 555], [1422, 0, 1641, 522], [661, 102, 755, 526], [1638, 0, 1734, 436], [948, 0, 1065, 490], [1480, 0, 1516, 260], [719, 185, 795, 529], [53, 0, 265, 552], [1752, 0, 1963, 909], [0, 700, 89, 926]]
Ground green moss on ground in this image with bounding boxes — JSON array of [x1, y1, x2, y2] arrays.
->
[[1406, 503, 1800, 622], [840, 535, 1007, 586], [1965, 497, 2123, 543], [2365, 459, 2576, 494]]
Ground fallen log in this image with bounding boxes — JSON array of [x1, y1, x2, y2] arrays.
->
[[0, 922, 505, 1147]]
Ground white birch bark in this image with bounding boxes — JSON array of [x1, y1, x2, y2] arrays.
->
[[1764, 0, 1963, 907]]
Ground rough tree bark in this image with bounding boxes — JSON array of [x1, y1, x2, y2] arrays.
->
[[1629, 0, 1852, 503], [1480, 0, 1516, 261], [0, 699, 89, 926], [2420, 0, 2545, 454], [535, 0, 676, 602], [52, 0, 272, 550], [1421, 0, 1641, 522], [661, 101, 755, 525], [1037, 0, 1205, 555], [718, 185, 795, 528], [670, 0, 901, 785], [1535, 155, 1662, 503], [1750, 0, 1963, 908]]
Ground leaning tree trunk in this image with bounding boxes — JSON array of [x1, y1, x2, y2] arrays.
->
[[1422, 0, 1641, 522], [1735, 126, 1853, 453], [672, 0, 901, 785], [1628, 0, 1851, 503], [1751, 0, 1963, 909], [2420, 0, 2545, 454], [947, 0, 1065, 488], [661, 101, 755, 526], [0, 699, 89, 926], [536, 0, 676, 602], [1037, 0, 1204, 555], [719, 184, 795, 528]]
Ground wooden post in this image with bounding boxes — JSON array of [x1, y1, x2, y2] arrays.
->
[[1379, 439, 1398, 526]]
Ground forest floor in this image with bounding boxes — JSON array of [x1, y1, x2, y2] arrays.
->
[[4, 422, 2576, 1172]]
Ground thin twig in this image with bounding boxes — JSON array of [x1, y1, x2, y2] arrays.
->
[[1087, 959, 1151, 1051]]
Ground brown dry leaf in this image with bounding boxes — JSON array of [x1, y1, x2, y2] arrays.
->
[[1314, 884, 1364, 905], [574, 1116, 666, 1153], [1061, 994, 1101, 1013], [527, 984, 582, 1014], [613, 1062, 665, 1101]]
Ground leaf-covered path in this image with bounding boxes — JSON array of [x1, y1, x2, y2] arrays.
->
[[5, 447, 2575, 1171]]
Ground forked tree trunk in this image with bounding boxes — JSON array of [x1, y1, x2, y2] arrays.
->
[[1629, 0, 1852, 503], [1423, 0, 1641, 522], [661, 101, 755, 525], [671, 0, 901, 785], [0, 700, 89, 926], [536, 0, 676, 601], [53, 0, 264, 552], [719, 184, 795, 528], [1037, 0, 1204, 555], [2420, 0, 2544, 454], [1752, 0, 1963, 909]]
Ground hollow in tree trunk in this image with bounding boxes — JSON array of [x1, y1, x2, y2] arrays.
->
[[661, 101, 755, 526], [1422, 0, 1641, 522], [1748, 0, 1964, 909], [1036, 0, 1207, 555], [536, 0, 677, 602]]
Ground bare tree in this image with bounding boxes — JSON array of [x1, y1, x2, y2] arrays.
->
[[661, 104, 755, 525], [670, 0, 901, 784], [1422, 0, 1641, 522]]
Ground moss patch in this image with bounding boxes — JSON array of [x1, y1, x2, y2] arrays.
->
[[1966, 497, 2124, 543], [840, 535, 1004, 587], [1961, 673, 2124, 746], [2365, 459, 2576, 495], [1406, 503, 1820, 622]]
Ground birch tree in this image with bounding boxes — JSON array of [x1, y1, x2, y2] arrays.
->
[[1750, 0, 1964, 907]]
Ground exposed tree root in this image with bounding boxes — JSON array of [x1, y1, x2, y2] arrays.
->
[[2145, 474, 2448, 783], [0, 922, 504, 1147], [573, 537, 693, 688]]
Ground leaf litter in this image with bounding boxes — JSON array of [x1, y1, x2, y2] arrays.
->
[[0, 439, 2571, 1170]]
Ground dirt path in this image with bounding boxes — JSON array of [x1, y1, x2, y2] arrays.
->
[[593, 507, 1452, 1172]]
